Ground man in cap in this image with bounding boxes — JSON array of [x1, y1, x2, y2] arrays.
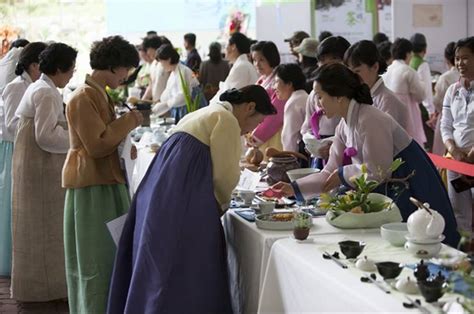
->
[[285, 30, 310, 60]]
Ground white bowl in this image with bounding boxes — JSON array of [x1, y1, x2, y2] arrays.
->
[[286, 168, 320, 181], [239, 190, 255, 205], [258, 201, 276, 214], [381, 222, 409, 247], [302, 133, 334, 157]]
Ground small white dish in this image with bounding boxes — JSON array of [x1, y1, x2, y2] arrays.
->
[[355, 256, 377, 272], [404, 240, 442, 258], [380, 222, 408, 247], [405, 234, 445, 244]]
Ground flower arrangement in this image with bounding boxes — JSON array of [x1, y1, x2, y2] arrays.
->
[[319, 158, 413, 217]]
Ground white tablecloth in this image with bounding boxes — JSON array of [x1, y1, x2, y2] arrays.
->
[[223, 210, 380, 314], [258, 232, 460, 313]]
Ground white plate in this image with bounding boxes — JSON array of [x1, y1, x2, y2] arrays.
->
[[255, 212, 295, 230], [405, 234, 445, 244]]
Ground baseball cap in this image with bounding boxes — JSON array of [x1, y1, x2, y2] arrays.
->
[[284, 31, 310, 45], [293, 38, 319, 58]]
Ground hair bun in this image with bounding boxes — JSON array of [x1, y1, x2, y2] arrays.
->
[[354, 83, 373, 105], [15, 62, 25, 76], [219, 88, 243, 103]]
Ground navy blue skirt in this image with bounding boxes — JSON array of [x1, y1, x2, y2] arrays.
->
[[375, 140, 460, 247], [107, 132, 232, 314]]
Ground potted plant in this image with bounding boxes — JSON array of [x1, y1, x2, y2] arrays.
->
[[178, 70, 201, 113], [293, 211, 312, 240]]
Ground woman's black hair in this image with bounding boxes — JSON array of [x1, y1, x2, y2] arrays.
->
[[157, 44, 180, 64], [275, 63, 306, 91], [208, 42, 223, 63], [301, 55, 318, 68], [220, 85, 277, 115], [184, 33, 196, 47], [410, 33, 427, 54], [10, 38, 30, 49], [142, 35, 163, 51], [344, 40, 387, 74], [313, 63, 373, 105], [318, 31, 333, 43], [15, 42, 48, 76], [444, 42, 456, 66], [391, 38, 413, 60], [455, 36, 474, 55], [39, 43, 77, 75], [90, 36, 139, 71], [377, 41, 392, 64], [250, 41, 280, 68], [373, 32, 389, 45], [228, 32, 251, 54], [316, 36, 350, 62]]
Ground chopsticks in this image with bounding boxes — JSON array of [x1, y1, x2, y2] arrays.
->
[[404, 296, 431, 314], [323, 251, 348, 269], [366, 274, 391, 294]]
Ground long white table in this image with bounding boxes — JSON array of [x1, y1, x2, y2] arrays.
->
[[223, 210, 381, 314], [258, 232, 460, 313]]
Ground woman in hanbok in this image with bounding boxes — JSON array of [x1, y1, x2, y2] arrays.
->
[[62, 36, 143, 314], [441, 37, 474, 236], [344, 40, 410, 130], [0, 42, 47, 276], [300, 36, 348, 168], [275, 63, 308, 153], [432, 42, 459, 156], [107, 85, 276, 314], [11, 43, 77, 301], [383, 38, 427, 146], [272, 63, 460, 247], [246, 41, 285, 152], [151, 44, 199, 123], [211, 32, 259, 102]]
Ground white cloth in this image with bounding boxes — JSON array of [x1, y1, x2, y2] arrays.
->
[[432, 66, 460, 155], [1, 72, 32, 141], [417, 61, 435, 114], [149, 60, 170, 102], [441, 79, 474, 149], [15, 74, 69, 154], [281, 89, 308, 151], [212, 54, 259, 102], [300, 90, 341, 136], [155, 63, 199, 114], [371, 77, 410, 131], [383, 59, 427, 145], [0, 47, 22, 95], [258, 233, 460, 313], [295, 100, 412, 200]]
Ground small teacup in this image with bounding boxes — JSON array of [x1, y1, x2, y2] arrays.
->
[[239, 190, 255, 205], [258, 201, 275, 214]]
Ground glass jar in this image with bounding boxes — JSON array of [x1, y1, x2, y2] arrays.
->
[[266, 156, 300, 185]]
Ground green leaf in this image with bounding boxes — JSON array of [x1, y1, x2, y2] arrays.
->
[[389, 158, 405, 173]]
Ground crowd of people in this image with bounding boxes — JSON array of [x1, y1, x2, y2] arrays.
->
[[0, 27, 472, 313]]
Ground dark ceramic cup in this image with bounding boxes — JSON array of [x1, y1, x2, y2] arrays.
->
[[338, 240, 366, 259]]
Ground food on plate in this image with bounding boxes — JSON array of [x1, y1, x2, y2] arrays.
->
[[268, 213, 294, 222]]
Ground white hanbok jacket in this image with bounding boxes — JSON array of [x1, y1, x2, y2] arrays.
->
[[15, 74, 69, 154], [294, 100, 412, 200], [150, 60, 171, 102], [212, 54, 258, 102], [383, 59, 426, 145], [282, 89, 308, 152], [1, 72, 33, 142]]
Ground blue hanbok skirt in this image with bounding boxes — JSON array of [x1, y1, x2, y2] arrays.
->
[[375, 140, 460, 247], [0, 140, 13, 276], [107, 132, 232, 314]]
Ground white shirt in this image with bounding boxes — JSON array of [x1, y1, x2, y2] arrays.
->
[[433, 66, 460, 112], [15, 74, 69, 154], [0, 72, 33, 141], [161, 63, 199, 109], [0, 47, 22, 95], [212, 54, 259, 102], [417, 62, 435, 114], [295, 100, 412, 200], [371, 77, 410, 131], [441, 79, 474, 150], [300, 90, 341, 136], [149, 60, 170, 102], [282, 89, 308, 151]]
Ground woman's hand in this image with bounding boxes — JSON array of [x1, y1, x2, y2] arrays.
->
[[323, 169, 341, 192], [130, 110, 144, 126], [451, 146, 467, 162], [130, 144, 137, 160], [270, 182, 295, 197], [318, 142, 332, 160]]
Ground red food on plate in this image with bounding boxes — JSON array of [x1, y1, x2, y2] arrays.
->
[[261, 188, 284, 199]]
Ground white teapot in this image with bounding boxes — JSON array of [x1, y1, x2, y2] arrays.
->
[[407, 198, 445, 240]]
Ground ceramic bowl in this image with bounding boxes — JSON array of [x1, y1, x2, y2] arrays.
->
[[380, 222, 408, 247], [404, 240, 442, 258], [375, 261, 403, 280], [286, 168, 320, 181], [418, 280, 446, 303], [258, 201, 276, 214], [302, 133, 334, 158], [338, 240, 366, 259], [239, 190, 255, 205]]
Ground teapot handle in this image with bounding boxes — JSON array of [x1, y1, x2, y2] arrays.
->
[[409, 197, 432, 216]]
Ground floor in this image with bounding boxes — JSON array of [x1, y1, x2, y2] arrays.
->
[[0, 277, 68, 314]]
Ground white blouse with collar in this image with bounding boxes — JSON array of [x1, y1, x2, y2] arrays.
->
[[1, 72, 33, 142], [15, 74, 69, 154], [282, 89, 308, 152]]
